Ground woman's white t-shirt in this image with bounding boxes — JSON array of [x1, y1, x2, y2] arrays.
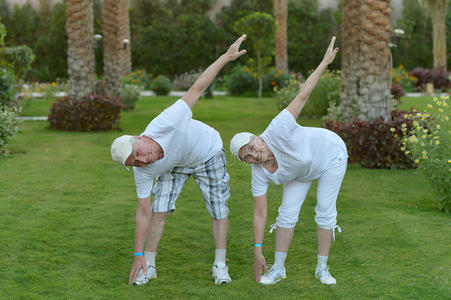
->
[[134, 100, 223, 198], [251, 109, 347, 197]]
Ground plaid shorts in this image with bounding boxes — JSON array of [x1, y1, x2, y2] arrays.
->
[[151, 149, 230, 219]]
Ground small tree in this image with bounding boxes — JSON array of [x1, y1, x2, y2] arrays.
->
[[234, 12, 276, 101]]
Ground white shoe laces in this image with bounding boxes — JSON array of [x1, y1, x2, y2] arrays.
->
[[332, 225, 342, 241]]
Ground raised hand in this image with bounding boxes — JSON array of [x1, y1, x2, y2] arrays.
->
[[322, 36, 339, 66], [224, 34, 247, 61]]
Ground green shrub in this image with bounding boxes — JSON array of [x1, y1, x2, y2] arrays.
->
[[0, 46, 35, 83], [226, 65, 258, 95], [274, 78, 301, 112], [276, 70, 340, 118], [0, 105, 21, 156], [150, 75, 172, 96], [120, 84, 141, 111], [0, 67, 16, 107], [400, 96, 451, 212], [302, 70, 340, 118], [48, 95, 123, 132]]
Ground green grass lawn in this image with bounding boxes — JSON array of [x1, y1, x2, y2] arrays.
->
[[1, 95, 450, 299]]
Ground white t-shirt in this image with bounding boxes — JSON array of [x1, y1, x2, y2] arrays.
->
[[252, 109, 347, 197], [134, 99, 223, 198]]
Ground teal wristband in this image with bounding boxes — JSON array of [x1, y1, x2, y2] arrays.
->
[[254, 243, 262, 247], [133, 252, 144, 256]]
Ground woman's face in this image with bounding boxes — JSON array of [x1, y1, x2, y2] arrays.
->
[[238, 137, 272, 164]]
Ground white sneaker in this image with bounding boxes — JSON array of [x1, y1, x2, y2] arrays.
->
[[133, 262, 157, 285], [212, 262, 232, 285], [315, 265, 337, 285], [259, 265, 287, 285]]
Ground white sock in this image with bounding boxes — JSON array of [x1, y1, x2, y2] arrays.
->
[[317, 254, 328, 268], [214, 249, 226, 265], [274, 252, 287, 269], [144, 251, 156, 267]]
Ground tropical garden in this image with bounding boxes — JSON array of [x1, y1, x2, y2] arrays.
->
[[0, 0, 450, 298]]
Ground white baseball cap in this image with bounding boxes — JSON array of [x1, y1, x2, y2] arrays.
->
[[230, 132, 256, 160], [111, 135, 134, 170]]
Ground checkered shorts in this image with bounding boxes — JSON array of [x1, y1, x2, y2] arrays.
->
[[151, 149, 230, 219]]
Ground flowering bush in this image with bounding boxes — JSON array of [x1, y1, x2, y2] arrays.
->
[[150, 75, 172, 96], [262, 68, 291, 92], [123, 70, 152, 89], [323, 109, 416, 169], [392, 65, 417, 92], [0, 105, 21, 156], [397, 96, 450, 212]]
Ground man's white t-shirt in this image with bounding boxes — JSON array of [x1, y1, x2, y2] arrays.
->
[[134, 99, 223, 198], [252, 109, 347, 197]]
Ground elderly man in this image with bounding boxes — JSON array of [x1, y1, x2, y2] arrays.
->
[[230, 37, 346, 286], [111, 35, 247, 285]]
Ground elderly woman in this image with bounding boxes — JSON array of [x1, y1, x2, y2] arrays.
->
[[230, 37, 347, 285]]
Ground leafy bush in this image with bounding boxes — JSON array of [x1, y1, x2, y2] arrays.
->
[[409, 68, 451, 91], [275, 78, 301, 112], [392, 65, 417, 92], [323, 109, 417, 169], [399, 96, 450, 212], [173, 69, 202, 90], [0, 67, 17, 107], [120, 84, 141, 111], [262, 68, 291, 93], [391, 83, 405, 101], [0, 46, 35, 83], [48, 95, 123, 131], [302, 70, 340, 118], [150, 75, 172, 96], [226, 65, 258, 95], [0, 105, 21, 156], [122, 69, 152, 89]]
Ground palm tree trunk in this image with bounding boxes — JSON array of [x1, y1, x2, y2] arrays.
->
[[103, 0, 132, 96], [428, 0, 447, 72], [340, 0, 362, 121], [358, 0, 392, 121], [340, 0, 392, 121], [66, 0, 95, 98], [274, 0, 288, 73]]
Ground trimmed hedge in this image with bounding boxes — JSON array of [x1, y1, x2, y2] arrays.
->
[[323, 110, 416, 169], [48, 95, 123, 131]]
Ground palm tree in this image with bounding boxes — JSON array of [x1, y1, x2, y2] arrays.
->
[[340, 0, 392, 121], [274, 0, 288, 73], [66, 0, 95, 98], [103, 0, 132, 96], [424, 0, 447, 72]]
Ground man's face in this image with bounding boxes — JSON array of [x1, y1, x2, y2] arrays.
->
[[238, 137, 271, 164], [125, 136, 163, 167]]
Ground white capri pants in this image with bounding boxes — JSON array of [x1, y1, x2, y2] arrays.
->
[[275, 151, 347, 235]]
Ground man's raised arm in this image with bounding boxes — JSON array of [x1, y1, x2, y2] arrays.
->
[[286, 36, 339, 119], [182, 34, 247, 109]]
